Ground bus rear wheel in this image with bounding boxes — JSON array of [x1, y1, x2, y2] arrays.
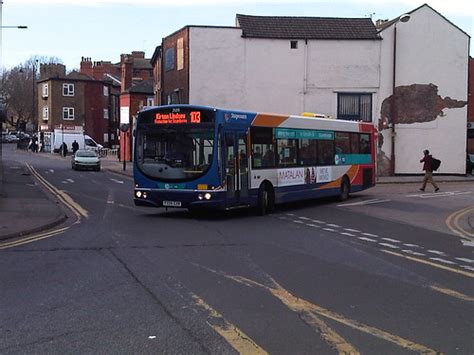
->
[[339, 177, 350, 201], [257, 184, 274, 216]]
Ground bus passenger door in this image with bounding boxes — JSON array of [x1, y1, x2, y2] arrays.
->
[[223, 131, 249, 206]]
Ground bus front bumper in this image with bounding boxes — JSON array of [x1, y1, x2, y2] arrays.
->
[[133, 189, 226, 209]]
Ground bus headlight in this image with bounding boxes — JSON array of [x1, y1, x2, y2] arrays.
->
[[136, 191, 142, 198], [204, 193, 212, 200], [198, 194, 203, 200]]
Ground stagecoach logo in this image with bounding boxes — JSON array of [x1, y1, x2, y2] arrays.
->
[[224, 112, 248, 122]]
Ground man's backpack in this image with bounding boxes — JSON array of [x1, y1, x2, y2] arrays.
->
[[432, 158, 441, 171]]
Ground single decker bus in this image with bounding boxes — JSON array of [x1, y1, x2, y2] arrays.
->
[[134, 105, 376, 214]]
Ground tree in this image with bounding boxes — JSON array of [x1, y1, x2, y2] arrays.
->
[[0, 56, 63, 131]]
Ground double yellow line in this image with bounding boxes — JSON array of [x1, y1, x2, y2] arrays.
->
[[446, 206, 474, 240], [27, 164, 88, 220], [0, 165, 88, 249]]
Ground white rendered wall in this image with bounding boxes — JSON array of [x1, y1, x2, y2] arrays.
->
[[378, 6, 469, 174], [189, 27, 380, 118]]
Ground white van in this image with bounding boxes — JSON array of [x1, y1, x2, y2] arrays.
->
[[52, 132, 102, 153]]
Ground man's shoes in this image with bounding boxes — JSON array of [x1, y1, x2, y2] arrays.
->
[[435, 188, 440, 192], [419, 188, 425, 191]]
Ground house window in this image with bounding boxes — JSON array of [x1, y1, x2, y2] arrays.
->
[[103, 109, 109, 119], [337, 93, 372, 122], [42, 83, 49, 97], [62, 107, 75, 120], [290, 40, 298, 49], [177, 38, 184, 70], [103, 86, 109, 96], [62, 83, 75, 96], [164, 47, 175, 71], [146, 97, 154, 107], [42, 106, 49, 121]]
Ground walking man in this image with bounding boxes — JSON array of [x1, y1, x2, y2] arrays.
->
[[420, 149, 439, 192]]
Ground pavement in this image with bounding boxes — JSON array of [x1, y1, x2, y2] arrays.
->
[[0, 147, 473, 241]]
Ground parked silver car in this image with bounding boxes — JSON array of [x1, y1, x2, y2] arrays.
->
[[71, 149, 101, 171]]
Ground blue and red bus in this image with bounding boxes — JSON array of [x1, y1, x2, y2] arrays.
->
[[133, 105, 376, 214]]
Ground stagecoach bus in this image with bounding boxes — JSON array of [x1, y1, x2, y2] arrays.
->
[[133, 105, 376, 214]]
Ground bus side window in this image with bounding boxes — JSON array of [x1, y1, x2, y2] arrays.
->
[[250, 127, 275, 169], [360, 134, 370, 154]]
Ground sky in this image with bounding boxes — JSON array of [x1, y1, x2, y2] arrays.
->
[[1, 0, 473, 71]]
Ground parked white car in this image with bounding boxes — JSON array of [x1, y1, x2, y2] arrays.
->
[[71, 149, 101, 171]]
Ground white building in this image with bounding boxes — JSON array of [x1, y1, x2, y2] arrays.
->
[[154, 6, 469, 175], [377, 4, 470, 175], [158, 15, 381, 123]]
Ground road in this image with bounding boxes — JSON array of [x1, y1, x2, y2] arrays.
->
[[1, 146, 473, 354]]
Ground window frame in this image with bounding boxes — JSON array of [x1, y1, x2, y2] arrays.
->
[[62, 83, 75, 97], [42, 106, 49, 121], [337, 93, 372, 122], [62, 107, 75, 120], [42, 83, 49, 97]]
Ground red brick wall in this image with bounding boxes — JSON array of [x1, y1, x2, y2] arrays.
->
[[162, 27, 189, 104]]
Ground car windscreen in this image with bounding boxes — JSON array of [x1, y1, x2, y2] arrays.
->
[[136, 124, 215, 182], [76, 151, 97, 157]]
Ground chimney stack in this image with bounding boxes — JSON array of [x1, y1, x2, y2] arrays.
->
[[121, 54, 133, 92]]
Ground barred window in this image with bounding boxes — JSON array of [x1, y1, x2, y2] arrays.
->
[[337, 93, 372, 122]]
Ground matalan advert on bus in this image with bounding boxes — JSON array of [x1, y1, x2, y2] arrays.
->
[[277, 167, 332, 186]]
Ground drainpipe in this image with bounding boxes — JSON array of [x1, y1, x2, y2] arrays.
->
[[390, 25, 397, 176], [390, 14, 410, 176], [302, 39, 308, 112]]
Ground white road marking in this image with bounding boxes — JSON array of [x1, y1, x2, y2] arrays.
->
[[66, 178, 74, 183], [340, 232, 356, 237], [298, 216, 311, 220], [461, 240, 474, 247], [407, 191, 473, 199], [337, 198, 390, 207], [429, 258, 456, 265], [460, 265, 474, 271], [286, 213, 296, 216], [344, 228, 360, 233], [401, 250, 425, 257], [278, 216, 288, 220], [307, 224, 320, 228], [293, 220, 305, 224], [49, 169, 54, 173], [379, 243, 400, 249], [427, 250, 447, 256], [110, 178, 124, 184], [403, 243, 422, 248], [381, 238, 401, 243], [362, 232, 379, 238], [455, 257, 474, 264], [358, 237, 377, 242], [326, 223, 340, 228], [311, 220, 325, 224], [323, 228, 337, 232]]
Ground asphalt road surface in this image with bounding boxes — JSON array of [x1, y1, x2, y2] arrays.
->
[[1, 146, 473, 354]]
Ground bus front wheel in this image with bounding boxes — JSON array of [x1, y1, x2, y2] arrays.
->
[[257, 184, 274, 216], [339, 177, 350, 201]]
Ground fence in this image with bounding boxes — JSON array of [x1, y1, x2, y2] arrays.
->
[[99, 148, 119, 159]]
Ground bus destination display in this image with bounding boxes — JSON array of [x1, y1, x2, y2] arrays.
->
[[154, 111, 201, 124]]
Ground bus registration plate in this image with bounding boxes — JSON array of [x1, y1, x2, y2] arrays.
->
[[163, 200, 182, 207]]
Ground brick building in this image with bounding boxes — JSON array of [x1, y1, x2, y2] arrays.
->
[[118, 52, 154, 161], [37, 64, 118, 150]]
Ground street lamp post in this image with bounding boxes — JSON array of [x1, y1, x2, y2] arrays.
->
[[390, 14, 410, 176], [32, 59, 38, 132]]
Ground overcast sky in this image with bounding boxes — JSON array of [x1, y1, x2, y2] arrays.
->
[[1, 0, 472, 70]]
